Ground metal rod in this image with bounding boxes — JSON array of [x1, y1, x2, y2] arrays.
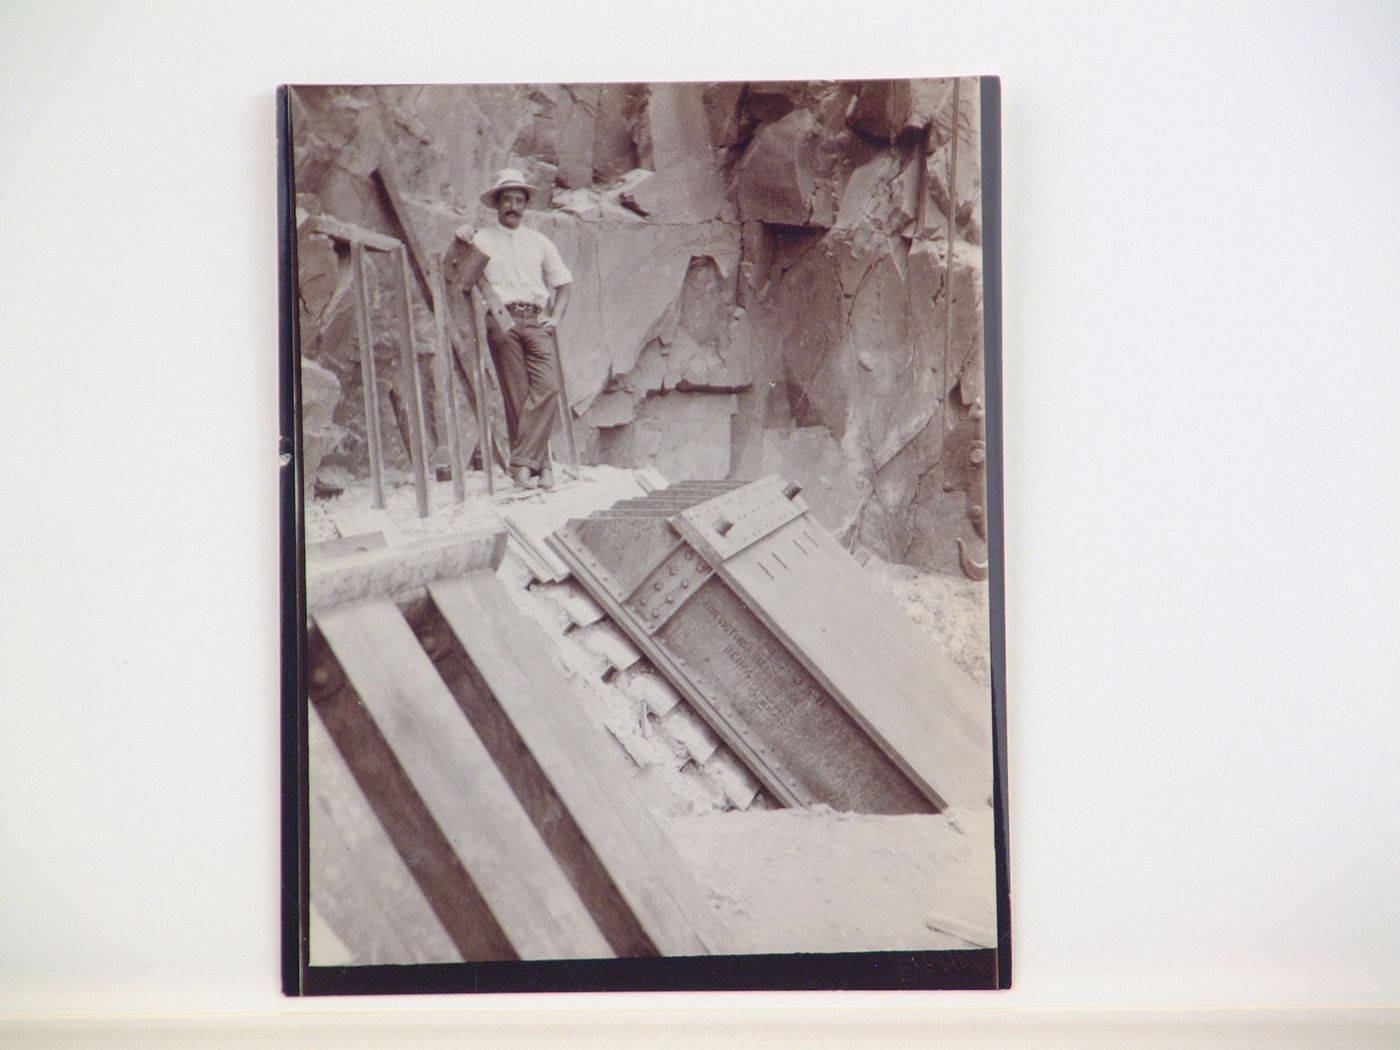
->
[[449, 325, 511, 475], [469, 287, 496, 496], [350, 241, 385, 509], [551, 329, 581, 478], [391, 245, 429, 518], [375, 158, 462, 477], [303, 213, 401, 253], [431, 259, 465, 502]]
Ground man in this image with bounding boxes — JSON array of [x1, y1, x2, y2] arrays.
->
[[456, 168, 572, 490]]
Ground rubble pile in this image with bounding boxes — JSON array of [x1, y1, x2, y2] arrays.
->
[[293, 79, 987, 573]]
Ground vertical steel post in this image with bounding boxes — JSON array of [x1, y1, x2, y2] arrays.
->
[[469, 287, 496, 496], [431, 258, 465, 502], [551, 329, 581, 478], [350, 241, 385, 509], [391, 245, 429, 518]]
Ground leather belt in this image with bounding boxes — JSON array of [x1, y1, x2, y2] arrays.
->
[[504, 301, 541, 316]]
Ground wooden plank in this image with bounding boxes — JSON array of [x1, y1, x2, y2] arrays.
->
[[349, 241, 385, 509], [653, 479, 746, 491], [327, 506, 406, 547], [590, 506, 703, 519], [371, 158, 435, 303], [702, 750, 762, 810], [309, 626, 516, 962], [504, 473, 650, 581], [574, 620, 641, 672], [551, 327, 581, 476], [307, 905, 354, 966], [401, 593, 646, 954], [642, 479, 747, 499], [390, 245, 430, 518], [374, 159, 470, 494], [549, 515, 681, 603], [439, 289, 512, 476], [428, 572, 734, 955], [503, 520, 560, 583], [662, 806, 997, 954], [717, 514, 993, 812], [306, 531, 387, 562], [303, 213, 400, 252], [441, 235, 490, 296], [441, 237, 508, 483], [616, 668, 681, 719], [610, 494, 716, 511], [476, 275, 518, 334], [307, 704, 461, 965], [550, 485, 945, 815], [306, 530, 504, 610], [668, 477, 989, 811], [531, 580, 605, 628], [662, 705, 720, 765], [375, 165, 502, 479], [671, 474, 806, 565], [440, 236, 507, 483], [315, 598, 611, 960], [634, 466, 670, 492]]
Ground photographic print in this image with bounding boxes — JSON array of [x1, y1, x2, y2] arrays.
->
[[279, 77, 1007, 994]]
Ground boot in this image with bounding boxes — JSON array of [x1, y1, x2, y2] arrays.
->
[[538, 465, 555, 490], [512, 466, 536, 489]]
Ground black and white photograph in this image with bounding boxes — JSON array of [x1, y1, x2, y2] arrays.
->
[[8, 1, 1400, 1044], [282, 77, 1007, 992]]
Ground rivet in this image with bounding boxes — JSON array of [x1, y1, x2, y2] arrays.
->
[[669, 565, 678, 576], [665, 596, 674, 604], [681, 579, 690, 589], [653, 581, 662, 591]]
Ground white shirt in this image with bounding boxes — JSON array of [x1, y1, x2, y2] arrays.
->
[[464, 223, 572, 307]]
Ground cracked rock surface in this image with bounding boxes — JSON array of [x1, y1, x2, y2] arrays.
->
[[293, 79, 988, 574]]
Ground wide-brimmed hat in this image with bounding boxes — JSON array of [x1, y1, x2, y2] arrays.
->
[[480, 168, 539, 209]]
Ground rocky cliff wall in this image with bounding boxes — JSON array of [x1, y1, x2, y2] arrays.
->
[[292, 79, 987, 574]]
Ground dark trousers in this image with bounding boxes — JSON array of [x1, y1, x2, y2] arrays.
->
[[486, 315, 558, 471]]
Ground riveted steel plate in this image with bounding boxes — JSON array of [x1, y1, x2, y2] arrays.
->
[[550, 515, 680, 605], [623, 543, 714, 635]]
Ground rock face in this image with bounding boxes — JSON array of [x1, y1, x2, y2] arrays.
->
[[291, 78, 987, 573], [300, 357, 345, 493]]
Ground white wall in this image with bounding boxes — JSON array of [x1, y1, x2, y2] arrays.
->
[[1, 0, 1396, 1043]]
